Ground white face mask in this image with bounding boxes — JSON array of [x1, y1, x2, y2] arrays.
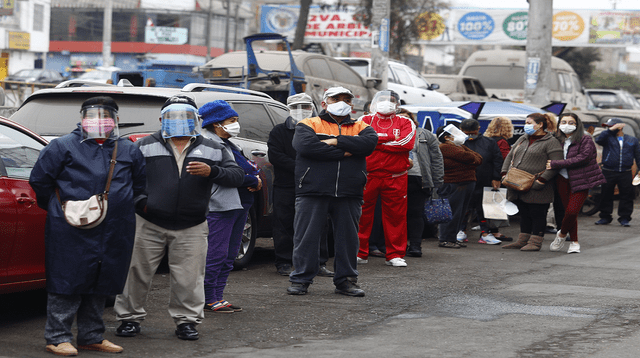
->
[[559, 124, 577, 135], [376, 101, 396, 115], [291, 109, 313, 122], [219, 122, 241, 137], [326, 101, 352, 116]]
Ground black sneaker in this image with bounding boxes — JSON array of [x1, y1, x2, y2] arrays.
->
[[438, 241, 461, 249], [115, 321, 140, 337], [276, 264, 293, 276], [317, 265, 335, 277], [287, 282, 309, 295], [335, 280, 365, 297], [406, 248, 422, 257]]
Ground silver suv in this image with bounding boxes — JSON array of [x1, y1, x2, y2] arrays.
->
[[10, 82, 289, 268]]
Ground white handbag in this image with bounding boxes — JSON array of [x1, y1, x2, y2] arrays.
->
[[56, 142, 117, 229]]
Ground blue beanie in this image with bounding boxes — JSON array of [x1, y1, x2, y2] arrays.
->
[[199, 100, 239, 128]]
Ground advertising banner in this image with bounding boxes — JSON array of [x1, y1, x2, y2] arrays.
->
[[145, 26, 188, 45], [260, 5, 371, 43]]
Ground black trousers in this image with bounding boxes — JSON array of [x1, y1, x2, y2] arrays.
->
[[599, 169, 634, 222], [407, 175, 430, 250], [272, 186, 328, 268], [515, 200, 549, 237]]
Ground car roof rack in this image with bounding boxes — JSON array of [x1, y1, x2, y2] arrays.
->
[[55, 80, 117, 88], [181, 83, 272, 100]]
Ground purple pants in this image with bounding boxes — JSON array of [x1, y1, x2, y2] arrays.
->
[[204, 205, 250, 304]]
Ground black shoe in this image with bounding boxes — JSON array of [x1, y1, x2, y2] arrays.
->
[[595, 218, 612, 225], [276, 264, 293, 276], [115, 321, 140, 337], [335, 280, 365, 297], [545, 226, 558, 234], [175, 323, 199, 340], [317, 265, 335, 277], [406, 248, 422, 257], [620, 219, 631, 227], [438, 241, 461, 249], [287, 282, 309, 295]]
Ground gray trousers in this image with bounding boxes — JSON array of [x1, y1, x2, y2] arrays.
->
[[290, 196, 362, 286], [45, 293, 106, 346]]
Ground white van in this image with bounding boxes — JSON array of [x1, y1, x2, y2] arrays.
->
[[459, 49, 587, 110]]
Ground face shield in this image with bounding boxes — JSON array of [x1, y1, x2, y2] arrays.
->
[[442, 124, 469, 146], [160, 103, 201, 138], [370, 90, 400, 115], [80, 106, 119, 141], [288, 102, 315, 122]]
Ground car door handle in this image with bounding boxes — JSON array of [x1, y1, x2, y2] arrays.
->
[[17, 197, 36, 204], [251, 150, 267, 157]]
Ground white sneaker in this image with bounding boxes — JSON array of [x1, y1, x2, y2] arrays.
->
[[567, 242, 580, 254], [385, 258, 407, 267], [549, 232, 565, 252], [357, 257, 368, 264], [456, 230, 467, 241], [479, 233, 502, 245], [471, 225, 481, 231]]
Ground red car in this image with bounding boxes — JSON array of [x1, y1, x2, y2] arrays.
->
[[0, 117, 47, 294]]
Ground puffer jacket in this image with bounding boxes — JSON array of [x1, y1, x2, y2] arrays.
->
[[549, 134, 606, 193], [293, 111, 378, 198], [596, 128, 640, 172]]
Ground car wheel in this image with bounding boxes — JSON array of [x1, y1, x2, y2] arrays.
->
[[233, 206, 257, 270]]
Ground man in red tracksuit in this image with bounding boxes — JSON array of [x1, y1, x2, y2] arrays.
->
[[357, 90, 416, 267]]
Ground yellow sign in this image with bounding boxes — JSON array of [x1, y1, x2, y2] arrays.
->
[[417, 12, 445, 41], [553, 11, 584, 41], [0, 0, 14, 16], [9, 32, 30, 50]]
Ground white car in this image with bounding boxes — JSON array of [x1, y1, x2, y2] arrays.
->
[[337, 57, 451, 105], [77, 66, 122, 84]]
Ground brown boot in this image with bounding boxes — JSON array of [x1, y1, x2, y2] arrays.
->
[[502, 233, 531, 249], [520, 235, 544, 251]]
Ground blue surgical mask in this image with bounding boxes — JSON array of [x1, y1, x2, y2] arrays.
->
[[524, 124, 536, 135]]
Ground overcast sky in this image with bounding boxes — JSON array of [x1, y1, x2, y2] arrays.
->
[[450, 0, 639, 10]]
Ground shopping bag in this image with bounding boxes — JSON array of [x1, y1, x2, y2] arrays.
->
[[424, 197, 453, 224], [482, 187, 517, 220]]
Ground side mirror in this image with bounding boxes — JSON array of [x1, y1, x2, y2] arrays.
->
[[365, 78, 381, 89], [429, 83, 440, 91]]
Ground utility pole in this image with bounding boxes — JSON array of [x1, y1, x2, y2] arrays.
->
[[224, 0, 231, 53], [293, 0, 312, 50], [524, 0, 553, 106], [371, 0, 390, 89], [205, 0, 213, 62], [102, 0, 113, 67]]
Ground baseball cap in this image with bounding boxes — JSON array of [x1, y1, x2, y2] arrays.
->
[[287, 93, 313, 107], [161, 95, 197, 111], [602, 118, 624, 127], [323, 86, 354, 102]]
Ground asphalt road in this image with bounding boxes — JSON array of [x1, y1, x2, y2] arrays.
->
[[3, 205, 640, 358]]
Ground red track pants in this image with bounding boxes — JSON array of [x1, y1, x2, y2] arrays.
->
[[358, 173, 408, 260]]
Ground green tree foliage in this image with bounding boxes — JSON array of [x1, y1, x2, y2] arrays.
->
[[554, 47, 601, 82], [586, 70, 640, 94], [356, 0, 449, 60]]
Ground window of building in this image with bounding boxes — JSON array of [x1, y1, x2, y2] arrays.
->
[[33, 4, 44, 32]]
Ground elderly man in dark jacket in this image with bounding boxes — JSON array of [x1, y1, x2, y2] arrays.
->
[[267, 93, 334, 277], [595, 118, 640, 226], [30, 96, 146, 356], [114, 95, 244, 341], [287, 87, 378, 297], [460, 119, 504, 244]]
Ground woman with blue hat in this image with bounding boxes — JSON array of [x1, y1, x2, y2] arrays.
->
[[199, 100, 261, 313]]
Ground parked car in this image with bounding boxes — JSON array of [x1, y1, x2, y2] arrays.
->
[[76, 66, 122, 84], [584, 89, 640, 110], [421, 74, 491, 102], [10, 82, 290, 268], [0, 117, 48, 294], [459, 49, 588, 110], [337, 57, 451, 105], [4, 69, 65, 88], [201, 49, 377, 116]]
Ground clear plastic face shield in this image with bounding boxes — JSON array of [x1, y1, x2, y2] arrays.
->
[[288, 102, 315, 122], [160, 104, 201, 138], [370, 90, 399, 115], [441, 123, 469, 146], [80, 106, 119, 141]]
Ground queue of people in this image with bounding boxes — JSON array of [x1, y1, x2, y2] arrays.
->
[[29, 85, 633, 355]]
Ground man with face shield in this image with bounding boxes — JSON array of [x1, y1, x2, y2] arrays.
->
[[356, 90, 416, 267], [114, 95, 244, 341], [287, 87, 378, 297], [268, 93, 334, 277], [30, 96, 146, 355]]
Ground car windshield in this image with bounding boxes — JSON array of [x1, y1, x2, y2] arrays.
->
[[78, 70, 113, 81], [11, 94, 167, 137], [587, 92, 633, 109], [341, 60, 370, 77], [12, 69, 42, 78], [463, 65, 525, 90]]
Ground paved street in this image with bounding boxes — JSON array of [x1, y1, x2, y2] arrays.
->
[[3, 206, 640, 358]]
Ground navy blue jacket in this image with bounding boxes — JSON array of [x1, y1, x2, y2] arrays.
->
[[464, 135, 504, 187], [29, 128, 146, 295], [595, 129, 640, 172], [136, 131, 244, 230]]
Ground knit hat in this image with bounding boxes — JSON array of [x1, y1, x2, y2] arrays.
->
[[199, 100, 239, 128]]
